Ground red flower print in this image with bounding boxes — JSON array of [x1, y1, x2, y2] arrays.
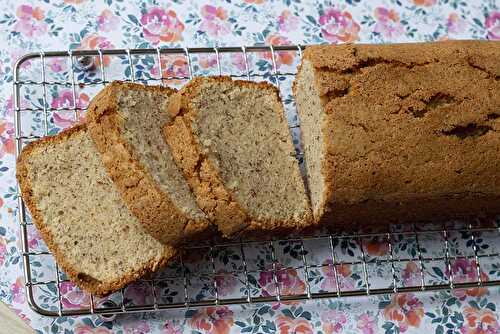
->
[[151, 54, 189, 85], [383, 293, 424, 332], [199, 5, 230, 38], [141, 7, 184, 45], [363, 237, 389, 256], [321, 310, 347, 334], [276, 315, 313, 334], [188, 306, 234, 334], [485, 11, 500, 40], [258, 266, 305, 297], [13, 5, 47, 38], [263, 34, 295, 68], [77, 34, 114, 67], [446, 258, 489, 300], [373, 7, 404, 39], [319, 8, 360, 43], [460, 307, 499, 334], [278, 10, 299, 33], [97, 9, 119, 33], [413, 0, 436, 6], [59, 282, 90, 309], [321, 260, 355, 291], [0, 121, 15, 159]]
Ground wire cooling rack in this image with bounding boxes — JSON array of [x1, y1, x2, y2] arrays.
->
[[13, 45, 500, 317]]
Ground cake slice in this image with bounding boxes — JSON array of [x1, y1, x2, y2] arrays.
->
[[16, 125, 175, 296], [87, 82, 210, 245], [294, 41, 500, 226], [164, 76, 313, 237]]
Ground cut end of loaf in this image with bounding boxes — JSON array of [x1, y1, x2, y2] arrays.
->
[[294, 60, 327, 221], [165, 76, 313, 236]]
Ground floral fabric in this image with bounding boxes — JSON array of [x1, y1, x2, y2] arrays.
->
[[0, 0, 500, 333]]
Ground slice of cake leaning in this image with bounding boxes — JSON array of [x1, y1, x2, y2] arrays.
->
[[86, 82, 210, 245], [164, 76, 313, 238]]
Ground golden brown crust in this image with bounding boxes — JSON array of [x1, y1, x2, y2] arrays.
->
[[16, 124, 175, 296], [86, 82, 210, 245], [297, 41, 500, 226], [164, 76, 313, 237]]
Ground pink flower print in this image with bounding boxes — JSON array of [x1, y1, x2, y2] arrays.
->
[[198, 54, 218, 69], [357, 313, 377, 334], [461, 307, 500, 334], [215, 271, 238, 297], [446, 258, 488, 300], [0, 237, 6, 267], [141, 7, 184, 45], [244, 0, 265, 3], [231, 52, 251, 72], [11, 277, 25, 304], [163, 321, 182, 334], [199, 5, 230, 38], [77, 34, 114, 67], [363, 237, 389, 256], [0, 121, 15, 159], [278, 10, 299, 33], [60, 282, 90, 308], [447, 13, 466, 35], [75, 324, 112, 334], [485, 11, 500, 40], [373, 7, 404, 39], [27, 226, 44, 250], [151, 54, 189, 85], [97, 9, 119, 33], [321, 310, 348, 334], [258, 266, 305, 297], [13, 5, 48, 38], [124, 320, 150, 334], [51, 90, 89, 110], [47, 58, 67, 73], [11, 49, 32, 69], [319, 8, 360, 43], [263, 34, 295, 68], [321, 260, 355, 291], [413, 0, 436, 6]]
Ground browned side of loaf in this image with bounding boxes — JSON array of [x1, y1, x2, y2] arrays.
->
[[16, 124, 174, 296], [301, 40, 500, 227], [87, 82, 211, 245], [164, 76, 308, 238]]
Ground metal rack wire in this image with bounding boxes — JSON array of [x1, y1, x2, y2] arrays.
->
[[13, 45, 500, 317]]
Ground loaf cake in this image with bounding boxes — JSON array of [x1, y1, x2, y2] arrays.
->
[[87, 82, 210, 245], [294, 40, 500, 226], [16, 125, 175, 296], [164, 76, 313, 237]]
